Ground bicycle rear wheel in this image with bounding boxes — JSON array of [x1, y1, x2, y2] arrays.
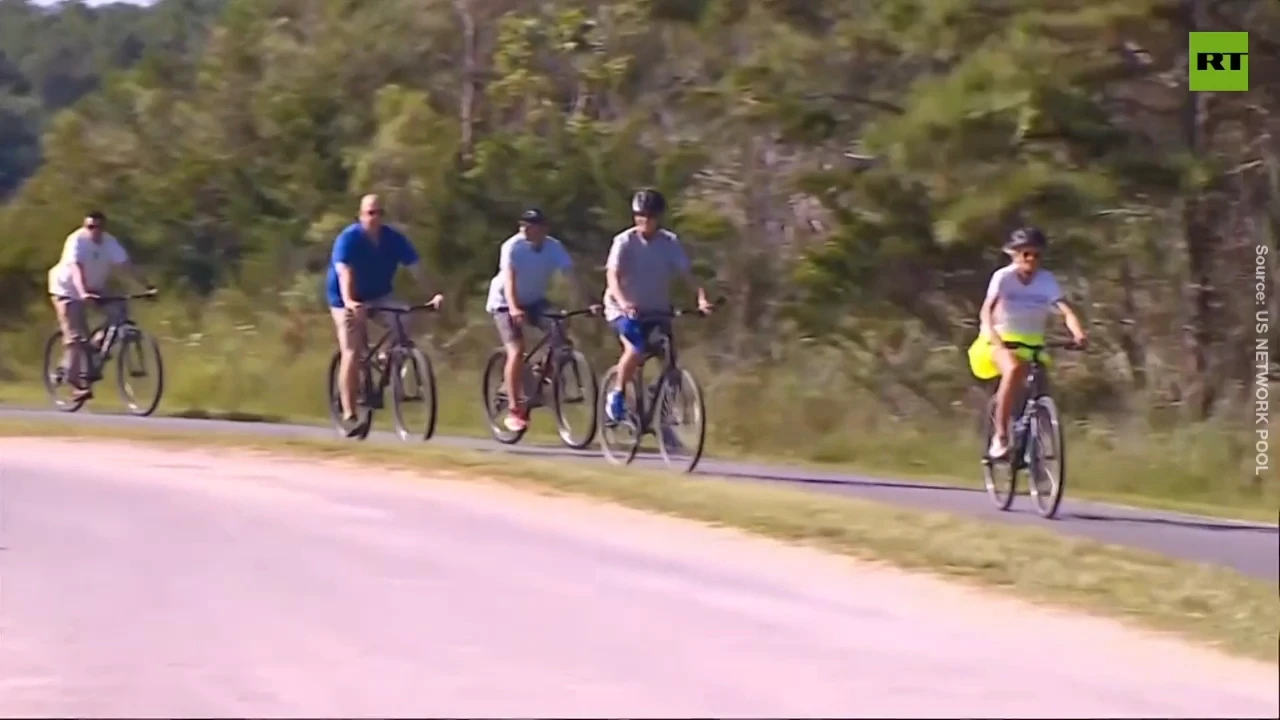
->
[[981, 397, 1018, 511], [1027, 396, 1066, 519], [552, 349, 598, 449], [481, 348, 525, 444], [41, 330, 88, 413], [115, 326, 164, 417], [390, 346, 438, 441], [598, 365, 641, 466], [655, 368, 707, 473], [327, 349, 372, 440]]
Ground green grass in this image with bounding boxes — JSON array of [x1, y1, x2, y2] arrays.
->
[[1, 416, 1276, 664], [0, 293, 1274, 522]]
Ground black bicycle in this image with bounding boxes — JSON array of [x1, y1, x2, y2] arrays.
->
[[42, 290, 164, 416], [980, 340, 1081, 519], [481, 307, 600, 449], [598, 307, 712, 473], [326, 304, 439, 441]]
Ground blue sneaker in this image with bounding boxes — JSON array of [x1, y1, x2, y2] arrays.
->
[[606, 389, 627, 423]]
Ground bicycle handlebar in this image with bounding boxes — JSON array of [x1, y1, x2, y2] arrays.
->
[[543, 307, 599, 321], [635, 297, 725, 321], [90, 289, 158, 303], [369, 303, 438, 315], [1002, 340, 1085, 352]]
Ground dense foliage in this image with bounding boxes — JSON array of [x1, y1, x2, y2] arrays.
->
[[1, 0, 1276, 424]]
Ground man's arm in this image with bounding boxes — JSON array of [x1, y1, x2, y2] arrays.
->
[[1055, 300, 1087, 343], [669, 237, 709, 308], [398, 230, 442, 304], [109, 240, 149, 288], [332, 231, 361, 307], [71, 263, 92, 297], [498, 240, 520, 311], [66, 237, 96, 297], [554, 243, 588, 309], [605, 236, 632, 310], [979, 271, 1004, 345]]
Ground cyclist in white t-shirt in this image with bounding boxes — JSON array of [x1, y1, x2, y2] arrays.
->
[[967, 226, 1087, 458], [47, 211, 153, 399]]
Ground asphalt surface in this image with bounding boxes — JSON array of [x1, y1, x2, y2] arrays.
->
[[2, 440, 1276, 717], [0, 407, 1276, 581]]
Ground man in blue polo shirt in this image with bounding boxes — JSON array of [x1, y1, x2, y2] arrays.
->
[[326, 194, 442, 434]]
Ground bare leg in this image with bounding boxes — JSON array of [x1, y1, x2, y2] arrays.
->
[[992, 355, 1028, 454]]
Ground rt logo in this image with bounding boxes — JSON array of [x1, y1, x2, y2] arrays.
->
[[1189, 32, 1249, 91]]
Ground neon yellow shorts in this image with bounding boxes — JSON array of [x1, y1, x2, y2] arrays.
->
[[967, 331, 1049, 380]]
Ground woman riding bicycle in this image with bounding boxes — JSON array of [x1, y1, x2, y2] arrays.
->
[[968, 226, 1088, 459]]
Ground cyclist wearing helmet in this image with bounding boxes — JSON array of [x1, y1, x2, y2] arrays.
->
[[603, 188, 712, 425], [968, 226, 1087, 458], [485, 208, 585, 432]]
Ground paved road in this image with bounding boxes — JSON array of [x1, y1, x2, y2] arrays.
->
[[2, 440, 1275, 717], [0, 407, 1276, 581]]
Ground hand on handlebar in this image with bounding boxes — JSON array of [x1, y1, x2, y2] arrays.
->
[[428, 293, 444, 309], [588, 303, 603, 316], [697, 298, 715, 315]]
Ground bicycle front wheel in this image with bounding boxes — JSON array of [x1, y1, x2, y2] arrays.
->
[[481, 348, 525, 445], [552, 349, 598, 449], [327, 349, 372, 440], [1027, 396, 1066, 519], [655, 368, 707, 474], [390, 346, 438, 441], [598, 365, 641, 466], [981, 397, 1018, 511], [41, 330, 88, 413], [115, 326, 164, 416]]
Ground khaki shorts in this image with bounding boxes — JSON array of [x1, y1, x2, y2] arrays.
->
[[51, 296, 91, 345], [492, 303, 551, 345], [330, 296, 406, 354]]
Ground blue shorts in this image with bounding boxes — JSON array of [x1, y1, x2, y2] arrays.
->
[[611, 317, 670, 352]]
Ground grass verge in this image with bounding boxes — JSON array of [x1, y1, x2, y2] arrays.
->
[[1, 417, 1276, 664]]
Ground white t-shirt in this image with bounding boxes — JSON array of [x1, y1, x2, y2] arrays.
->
[[984, 264, 1064, 336], [47, 230, 130, 299], [484, 234, 574, 312]]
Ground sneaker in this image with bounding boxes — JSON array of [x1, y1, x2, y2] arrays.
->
[[504, 408, 529, 432], [606, 389, 627, 423], [987, 435, 1008, 459]]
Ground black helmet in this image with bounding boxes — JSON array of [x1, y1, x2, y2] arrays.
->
[[630, 188, 666, 216], [519, 207, 547, 225], [1003, 226, 1047, 251]]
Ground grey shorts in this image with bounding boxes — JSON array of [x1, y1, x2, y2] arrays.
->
[[492, 302, 551, 345]]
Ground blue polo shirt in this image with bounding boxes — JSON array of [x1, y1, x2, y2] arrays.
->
[[325, 223, 420, 308]]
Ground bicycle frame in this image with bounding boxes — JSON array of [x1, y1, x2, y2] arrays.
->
[[357, 305, 434, 408], [516, 310, 592, 402], [994, 341, 1068, 468], [80, 294, 152, 380], [630, 318, 683, 434]]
